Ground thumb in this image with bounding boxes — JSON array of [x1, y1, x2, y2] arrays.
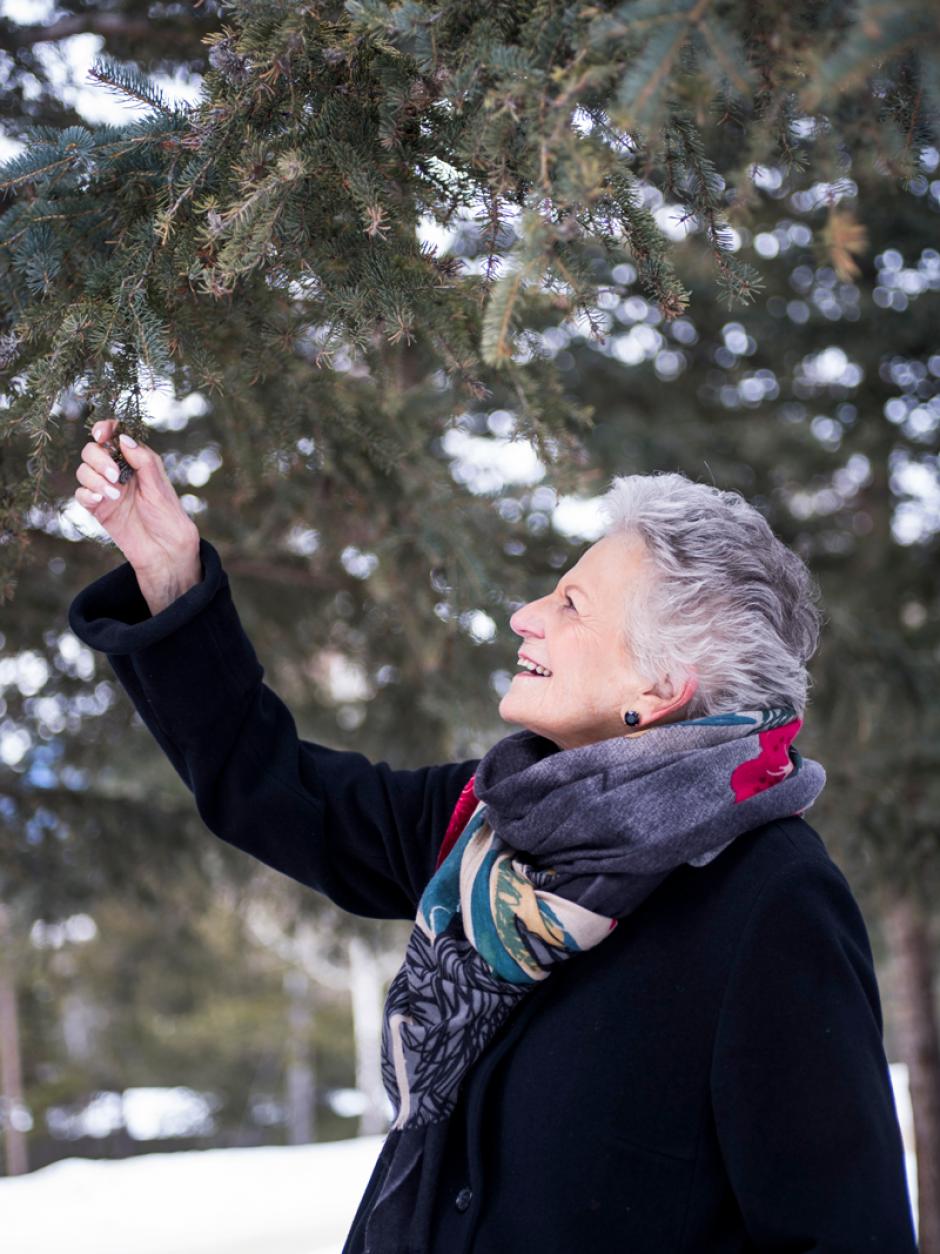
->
[[117, 431, 151, 470]]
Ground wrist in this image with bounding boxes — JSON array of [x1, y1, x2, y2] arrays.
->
[[136, 547, 203, 616]]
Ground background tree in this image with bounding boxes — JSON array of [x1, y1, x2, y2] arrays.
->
[[0, 2, 936, 1245], [0, 0, 214, 137], [1, 0, 938, 595]]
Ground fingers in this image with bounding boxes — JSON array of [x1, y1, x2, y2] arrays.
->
[[77, 418, 147, 515], [91, 418, 118, 444], [110, 430, 148, 474], [75, 485, 105, 511], [81, 439, 125, 488], [77, 459, 123, 500], [90, 419, 154, 480]]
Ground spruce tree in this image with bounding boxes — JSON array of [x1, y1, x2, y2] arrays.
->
[[2, 6, 939, 1217], [1, 0, 938, 595]]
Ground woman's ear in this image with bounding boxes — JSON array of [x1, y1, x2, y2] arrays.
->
[[676, 672, 699, 709], [644, 670, 698, 719]]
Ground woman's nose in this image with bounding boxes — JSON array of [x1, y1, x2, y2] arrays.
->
[[509, 602, 545, 637]]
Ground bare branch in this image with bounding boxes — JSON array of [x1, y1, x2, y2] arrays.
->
[[0, 14, 209, 54]]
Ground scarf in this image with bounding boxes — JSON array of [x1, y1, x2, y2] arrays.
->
[[359, 706, 826, 1253]]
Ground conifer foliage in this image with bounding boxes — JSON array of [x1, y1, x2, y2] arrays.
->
[[0, 0, 936, 588]]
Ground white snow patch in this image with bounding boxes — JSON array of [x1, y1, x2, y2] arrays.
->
[[0, 1135, 385, 1254]]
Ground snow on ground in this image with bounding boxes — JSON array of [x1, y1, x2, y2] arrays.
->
[[0, 1134, 385, 1254], [0, 1065, 920, 1253]]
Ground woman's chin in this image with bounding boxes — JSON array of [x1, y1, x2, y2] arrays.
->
[[498, 682, 550, 730], [498, 686, 529, 724], [497, 695, 519, 724]]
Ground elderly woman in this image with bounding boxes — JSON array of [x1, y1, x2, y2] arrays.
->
[[68, 422, 917, 1254]]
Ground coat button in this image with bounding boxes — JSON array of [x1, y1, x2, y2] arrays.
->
[[455, 1186, 473, 1212]]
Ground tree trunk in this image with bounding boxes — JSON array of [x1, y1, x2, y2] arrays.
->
[[283, 968, 316, 1145], [61, 990, 101, 1063], [348, 935, 389, 1135], [881, 885, 940, 1254], [0, 905, 29, 1176]]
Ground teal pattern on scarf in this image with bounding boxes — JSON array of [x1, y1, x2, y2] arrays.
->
[[419, 803, 615, 986], [363, 705, 826, 1254]]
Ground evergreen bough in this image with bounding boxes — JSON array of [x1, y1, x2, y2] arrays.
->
[[0, 0, 937, 589]]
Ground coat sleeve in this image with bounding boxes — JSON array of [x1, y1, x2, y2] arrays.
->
[[67, 536, 479, 921], [710, 854, 918, 1253]]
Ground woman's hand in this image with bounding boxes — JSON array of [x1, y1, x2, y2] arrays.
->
[[74, 417, 203, 612]]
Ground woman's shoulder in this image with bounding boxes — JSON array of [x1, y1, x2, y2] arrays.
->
[[695, 813, 866, 954], [721, 812, 841, 885], [719, 815, 871, 963]]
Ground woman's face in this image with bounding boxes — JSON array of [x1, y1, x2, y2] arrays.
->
[[499, 532, 696, 750]]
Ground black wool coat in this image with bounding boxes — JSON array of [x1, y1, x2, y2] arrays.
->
[[68, 537, 919, 1254]]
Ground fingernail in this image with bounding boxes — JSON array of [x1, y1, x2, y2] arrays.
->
[[105, 484, 121, 499], [90, 491, 103, 501], [93, 427, 103, 442], [119, 433, 137, 447], [105, 465, 119, 483]]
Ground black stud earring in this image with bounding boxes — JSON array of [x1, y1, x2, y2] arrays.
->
[[623, 710, 641, 726]]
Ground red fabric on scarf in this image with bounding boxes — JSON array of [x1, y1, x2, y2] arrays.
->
[[434, 773, 478, 871]]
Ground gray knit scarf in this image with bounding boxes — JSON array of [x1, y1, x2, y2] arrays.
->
[[358, 706, 826, 1254]]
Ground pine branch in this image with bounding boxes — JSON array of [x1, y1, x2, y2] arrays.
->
[[614, 0, 711, 128], [481, 264, 526, 365], [0, 0, 938, 599], [87, 57, 184, 118]]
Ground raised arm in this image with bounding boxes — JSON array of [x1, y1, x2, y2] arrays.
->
[[68, 535, 479, 920]]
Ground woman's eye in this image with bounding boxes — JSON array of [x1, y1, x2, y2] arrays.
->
[[565, 595, 577, 610]]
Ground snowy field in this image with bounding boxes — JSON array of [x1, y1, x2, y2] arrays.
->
[[0, 1065, 919, 1253], [0, 1134, 385, 1254]]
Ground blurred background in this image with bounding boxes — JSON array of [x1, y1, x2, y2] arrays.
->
[[0, 1, 937, 1250]]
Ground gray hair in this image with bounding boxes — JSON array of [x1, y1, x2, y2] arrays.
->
[[599, 472, 825, 720]]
